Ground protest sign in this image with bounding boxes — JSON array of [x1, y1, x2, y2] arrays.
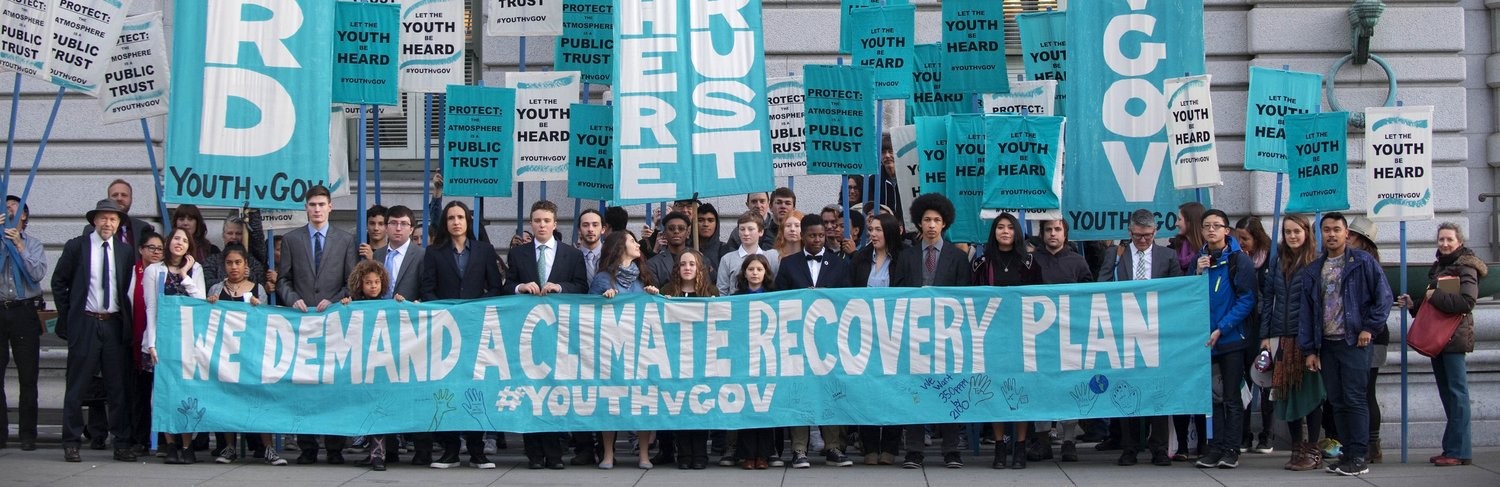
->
[[981, 80, 1055, 116], [1244, 67, 1323, 173], [567, 103, 614, 201], [0, 0, 51, 79], [803, 65, 878, 176], [485, 0, 562, 36], [45, 0, 127, 96], [984, 115, 1063, 211], [1284, 112, 1350, 213], [100, 12, 169, 124], [847, 3, 915, 100], [553, 0, 612, 85], [945, 113, 989, 244], [1364, 105, 1435, 222], [940, 0, 1007, 95], [508, 71, 580, 182], [399, 0, 464, 93], [768, 76, 808, 177], [906, 44, 970, 123], [333, 2, 400, 106], [442, 85, 516, 197], [1016, 11, 1067, 113], [1164, 75, 1222, 189]]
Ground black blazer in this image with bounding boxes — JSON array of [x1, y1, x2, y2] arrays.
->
[[503, 239, 590, 295], [775, 250, 852, 289], [893, 240, 972, 287], [420, 241, 502, 301], [850, 245, 902, 288], [51, 234, 136, 342]]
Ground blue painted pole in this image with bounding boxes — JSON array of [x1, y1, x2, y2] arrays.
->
[[1270, 174, 1285, 251], [139, 119, 170, 226], [373, 107, 383, 205], [1399, 221, 1409, 464], [1, 73, 20, 195], [517, 183, 526, 237], [13, 87, 65, 222], [422, 93, 434, 244], [357, 105, 369, 244]]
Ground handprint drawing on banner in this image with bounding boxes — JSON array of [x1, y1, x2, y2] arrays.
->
[[463, 388, 497, 430], [1149, 382, 1170, 413], [176, 397, 206, 432], [821, 382, 847, 420], [1070, 381, 1102, 416], [969, 374, 995, 405], [358, 393, 401, 435], [429, 389, 457, 431], [1000, 378, 1029, 411], [1110, 380, 1141, 415]]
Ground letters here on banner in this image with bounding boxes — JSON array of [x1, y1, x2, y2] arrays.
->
[[1365, 106, 1436, 222], [152, 278, 1210, 435]]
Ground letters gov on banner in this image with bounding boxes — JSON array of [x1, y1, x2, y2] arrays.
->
[[613, 0, 773, 205], [165, 0, 334, 210], [1064, 1, 1205, 240], [1365, 105, 1435, 222], [152, 277, 1210, 435], [100, 12, 170, 124]]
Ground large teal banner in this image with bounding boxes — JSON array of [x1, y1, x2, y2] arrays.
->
[[1016, 11, 1067, 114], [568, 103, 614, 202], [333, 1, 400, 106], [1244, 67, 1324, 173], [442, 85, 516, 197], [152, 277, 1211, 435], [1284, 112, 1351, 213], [940, 0, 1007, 95], [944, 114, 989, 244], [166, 0, 334, 209], [804, 65, 878, 176], [554, 0, 613, 85], [984, 115, 1063, 211], [613, 0, 773, 205], [1065, 1, 1204, 240], [848, 3, 916, 101]]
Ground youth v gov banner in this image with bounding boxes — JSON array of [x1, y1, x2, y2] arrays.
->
[[152, 277, 1210, 435], [613, 0, 773, 205], [1365, 106, 1435, 222], [1065, 0, 1205, 240], [166, 0, 334, 210]]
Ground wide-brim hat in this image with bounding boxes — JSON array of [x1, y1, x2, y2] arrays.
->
[[1347, 215, 1378, 242], [85, 199, 127, 223]]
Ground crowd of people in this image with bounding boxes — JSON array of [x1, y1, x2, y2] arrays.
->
[[0, 172, 1480, 477]]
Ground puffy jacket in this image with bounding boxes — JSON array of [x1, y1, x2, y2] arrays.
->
[[1412, 247, 1488, 354], [1296, 248, 1393, 354], [1259, 257, 1310, 339], [1199, 236, 1257, 356]]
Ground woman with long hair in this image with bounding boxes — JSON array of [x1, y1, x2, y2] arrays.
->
[[773, 210, 804, 258], [660, 249, 719, 469], [972, 213, 1042, 469], [850, 213, 904, 466], [1398, 223, 1484, 467], [1168, 202, 1205, 273], [171, 204, 217, 262], [141, 228, 206, 464], [1258, 214, 1323, 470], [1235, 216, 1274, 454], [589, 230, 658, 470], [732, 254, 775, 469]]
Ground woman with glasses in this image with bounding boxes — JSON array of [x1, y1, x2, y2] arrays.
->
[[125, 232, 165, 458]]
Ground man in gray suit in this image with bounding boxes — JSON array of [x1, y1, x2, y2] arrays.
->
[[275, 185, 357, 464], [365, 205, 424, 301], [1099, 209, 1183, 467]]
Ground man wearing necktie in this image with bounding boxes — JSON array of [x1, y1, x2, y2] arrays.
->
[[773, 213, 853, 468], [504, 200, 589, 469], [1099, 210, 1183, 467], [52, 199, 137, 463], [275, 185, 358, 464]]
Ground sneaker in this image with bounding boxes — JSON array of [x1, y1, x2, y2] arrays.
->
[[769, 456, 785, 468], [484, 438, 497, 455], [1332, 457, 1369, 476], [864, 453, 880, 466], [1217, 449, 1239, 468], [1239, 436, 1252, 453], [825, 450, 853, 467], [1195, 449, 1223, 468], [430, 451, 461, 469], [1060, 441, 1078, 462], [215, 447, 239, 464], [791, 451, 811, 469], [943, 452, 963, 468], [1253, 435, 1273, 454], [470, 453, 496, 469], [901, 452, 923, 469], [264, 448, 288, 466], [719, 455, 739, 467]]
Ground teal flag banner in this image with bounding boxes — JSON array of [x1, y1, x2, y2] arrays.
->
[[554, 0, 613, 85], [151, 277, 1211, 435], [1064, 1, 1204, 240], [905, 44, 971, 124], [940, 0, 1007, 95], [1284, 112, 1350, 213], [803, 64, 878, 176], [613, 0, 773, 205], [442, 85, 516, 197], [984, 115, 1064, 211], [916, 115, 949, 197], [166, 0, 334, 210], [567, 103, 614, 202], [945, 114, 989, 244], [333, 1, 400, 106], [1244, 67, 1323, 173], [839, 0, 908, 54], [848, 3, 915, 100], [1016, 11, 1067, 114]]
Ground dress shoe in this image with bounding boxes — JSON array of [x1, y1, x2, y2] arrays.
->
[[115, 448, 138, 462], [21, 439, 37, 451], [64, 446, 82, 463], [528, 461, 545, 469], [1117, 450, 1138, 466], [409, 451, 432, 466], [296, 450, 318, 465], [1151, 449, 1172, 467], [570, 452, 597, 465], [326, 450, 346, 465], [547, 461, 566, 470], [89, 436, 107, 450]]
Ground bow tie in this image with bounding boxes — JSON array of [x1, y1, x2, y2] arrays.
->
[[807, 253, 823, 263]]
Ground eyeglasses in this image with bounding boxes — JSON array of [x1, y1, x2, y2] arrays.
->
[[386, 220, 412, 228], [142, 245, 164, 252], [1202, 224, 1228, 231], [1130, 232, 1154, 239]]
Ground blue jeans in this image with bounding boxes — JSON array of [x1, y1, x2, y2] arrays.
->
[[1320, 339, 1371, 460], [1431, 352, 1471, 459]]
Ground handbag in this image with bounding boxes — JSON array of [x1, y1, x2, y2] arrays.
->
[[1408, 302, 1465, 358]]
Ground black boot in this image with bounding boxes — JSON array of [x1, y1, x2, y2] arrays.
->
[[992, 441, 1008, 469], [1011, 440, 1027, 469]]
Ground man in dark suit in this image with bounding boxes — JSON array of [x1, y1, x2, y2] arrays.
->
[[773, 213, 853, 468], [275, 185, 357, 464], [504, 200, 588, 469], [418, 200, 501, 469], [1099, 209, 1182, 467], [52, 199, 138, 463], [893, 193, 972, 469]]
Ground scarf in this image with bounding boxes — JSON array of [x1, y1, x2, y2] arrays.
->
[[615, 262, 641, 291]]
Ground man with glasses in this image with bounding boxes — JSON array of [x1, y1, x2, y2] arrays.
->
[[1192, 209, 1257, 470], [0, 195, 45, 452], [646, 212, 699, 288]]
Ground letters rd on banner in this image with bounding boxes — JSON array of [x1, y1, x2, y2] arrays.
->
[[152, 278, 1211, 435], [166, 0, 334, 210], [1364, 106, 1435, 222]]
